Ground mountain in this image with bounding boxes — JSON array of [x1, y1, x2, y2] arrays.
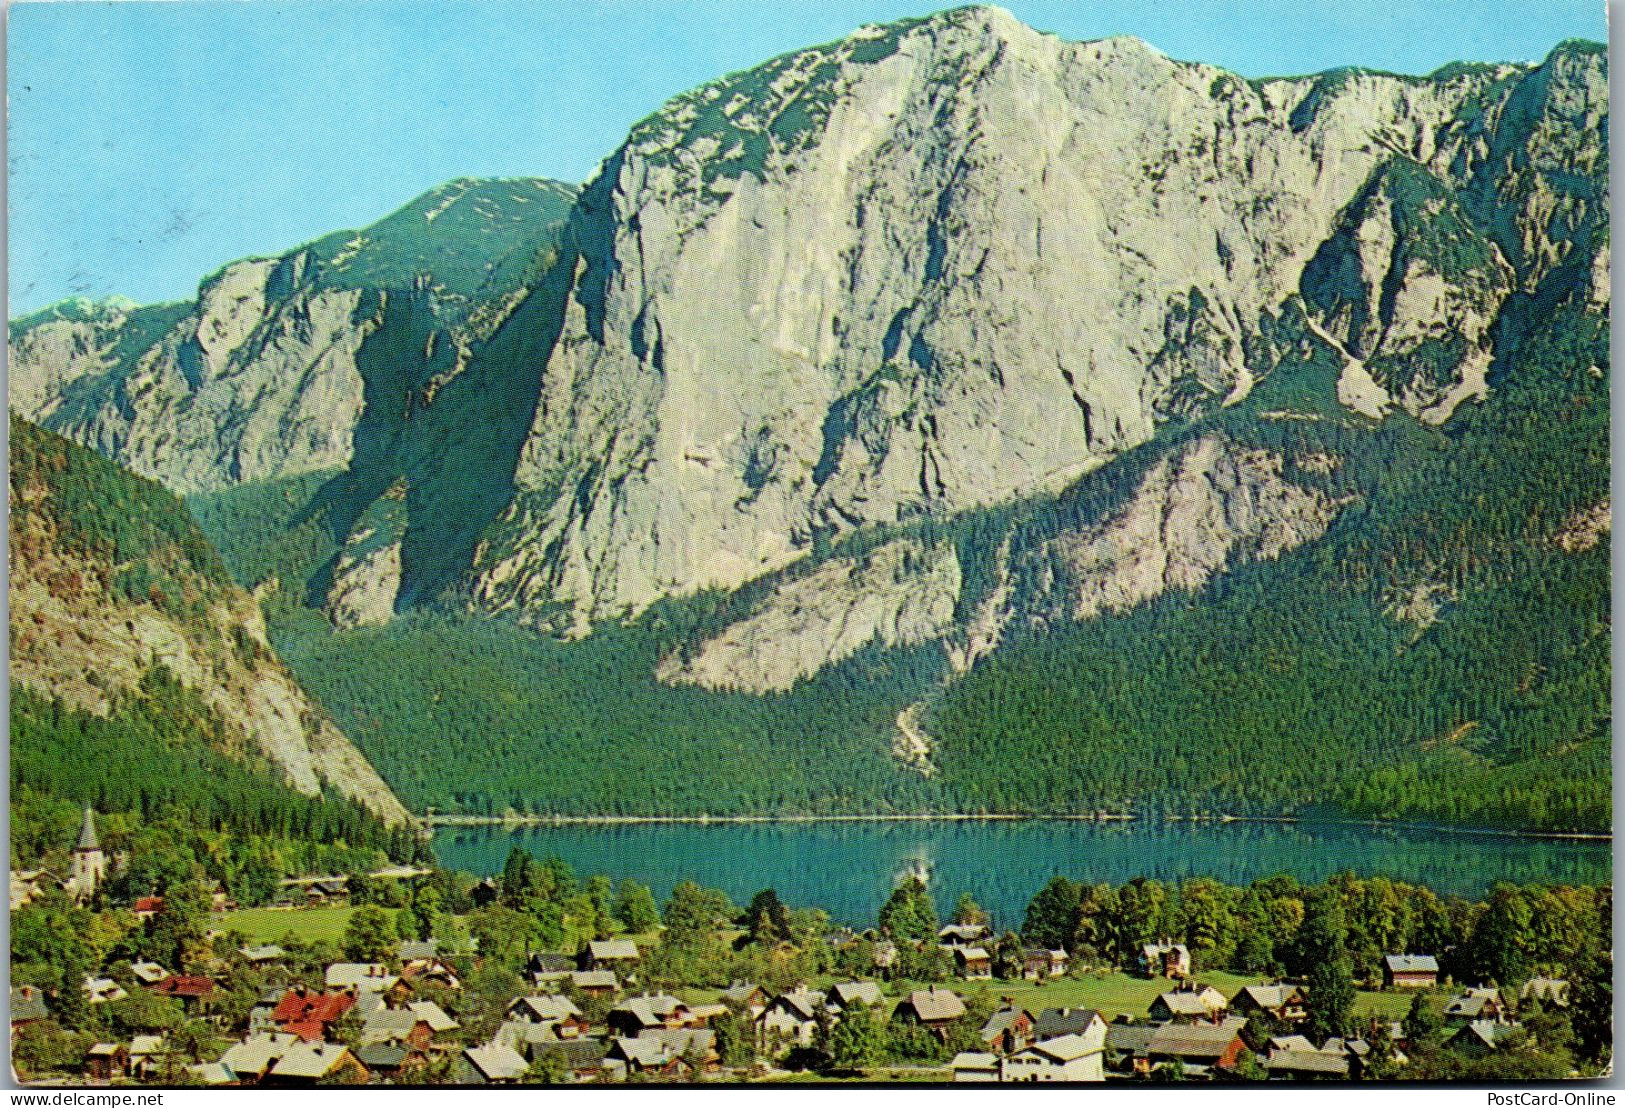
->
[[9, 415, 411, 827], [8, 8, 1609, 829], [10, 176, 579, 624]]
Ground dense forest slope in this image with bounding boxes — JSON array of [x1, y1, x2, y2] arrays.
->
[[7, 8, 1610, 830], [9, 416, 411, 828]]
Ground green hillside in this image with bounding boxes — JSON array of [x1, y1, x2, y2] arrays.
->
[[8, 418, 418, 875]]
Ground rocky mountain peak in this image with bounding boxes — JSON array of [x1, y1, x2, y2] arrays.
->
[[9, 13, 1609, 643]]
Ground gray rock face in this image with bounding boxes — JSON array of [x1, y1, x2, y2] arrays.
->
[[326, 535, 405, 630], [10, 261, 375, 495], [469, 9, 1603, 627], [8, 457, 412, 826], [9, 13, 1607, 644], [940, 435, 1345, 672], [1043, 437, 1345, 621], [655, 538, 960, 693], [655, 435, 1338, 693]]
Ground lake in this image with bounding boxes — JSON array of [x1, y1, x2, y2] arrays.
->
[[430, 819, 1610, 929]]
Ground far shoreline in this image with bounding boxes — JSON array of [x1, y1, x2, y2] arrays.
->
[[418, 810, 1612, 843]]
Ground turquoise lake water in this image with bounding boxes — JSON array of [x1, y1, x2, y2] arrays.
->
[[429, 819, 1610, 929]]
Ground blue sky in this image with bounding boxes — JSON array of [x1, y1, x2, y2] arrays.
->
[[7, 0, 1610, 315]]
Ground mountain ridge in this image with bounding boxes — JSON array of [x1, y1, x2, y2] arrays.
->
[[6, 9, 1609, 829]]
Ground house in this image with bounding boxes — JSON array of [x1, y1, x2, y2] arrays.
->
[[1232, 982, 1308, 1023], [354, 1040, 427, 1082], [459, 1042, 531, 1085], [979, 1005, 1035, 1055], [1382, 955, 1439, 990], [238, 945, 287, 967], [325, 963, 401, 996], [1520, 977, 1571, 1008], [939, 923, 992, 945], [187, 1062, 238, 1086], [396, 939, 439, 964], [826, 981, 884, 1015], [1150, 984, 1229, 1024], [1444, 987, 1506, 1025], [953, 946, 993, 980], [507, 995, 589, 1037], [359, 1001, 458, 1049], [685, 1003, 728, 1026], [83, 976, 128, 1005], [1145, 1017, 1248, 1077], [1448, 1019, 1523, 1058], [272, 986, 356, 1042], [1104, 1023, 1157, 1076], [568, 969, 619, 996], [719, 982, 769, 1018], [290, 877, 351, 907], [264, 1041, 368, 1085], [128, 1035, 167, 1081], [580, 938, 640, 972], [153, 975, 216, 1012], [10, 870, 62, 912], [130, 961, 169, 987], [524, 1039, 610, 1083], [608, 1029, 717, 1077], [494, 1020, 564, 1058], [401, 957, 461, 990], [219, 1033, 303, 1085], [1263, 1047, 1352, 1080], [526, 952, 575, 984], [397, 939, 462, 989], [950, 1051, 1001, 1082], [10, 985, 48, 1033], [132, 896, 165, 920], [1140, 940, 1192, 978], [1032, 1007, 1105, 1043], [1022, 948, 1070, 979], [607, 1037, 680, 1079], [1000, 1027, 1108, 1082], [607, 993, 690, 1037], [892, 986, 967, 1040], [85, 1042, 130, 1082], [760, 986, 826, 1048]]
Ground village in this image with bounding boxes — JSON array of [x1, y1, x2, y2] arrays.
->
[[7, 810, 1606, 1085]]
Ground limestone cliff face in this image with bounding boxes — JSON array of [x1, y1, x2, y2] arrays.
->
[[469, 9, 1605, 627], [8, 12, 1607, 646], [655, 539, 960, 693], [9, 419, 412, 826], [10, 261, 373, 495], [660, 435, 1340, 693], [938, 435, 1345, 675]]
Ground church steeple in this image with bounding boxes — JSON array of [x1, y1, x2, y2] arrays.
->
[[76, 806, 100, 853], [69, 807, 106, 903]]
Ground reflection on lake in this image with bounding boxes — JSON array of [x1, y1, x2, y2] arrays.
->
[[431, 819, 1610, 928]]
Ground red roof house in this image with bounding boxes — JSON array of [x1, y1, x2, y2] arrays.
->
[[154, 975, 217, 1011], [272, 987, 357, 1042]]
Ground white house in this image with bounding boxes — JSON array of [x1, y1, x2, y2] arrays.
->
[[1001, 1027, 1107, 1082]]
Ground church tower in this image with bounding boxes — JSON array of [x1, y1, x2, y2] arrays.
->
[[70, 807, 106, 902]]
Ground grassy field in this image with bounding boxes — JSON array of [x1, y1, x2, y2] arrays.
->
[[689, 968, 1421, 1028], [214, 905, 401, 944], [1353, 988, 1420, 1022], [952, 969, 1266, 1019]]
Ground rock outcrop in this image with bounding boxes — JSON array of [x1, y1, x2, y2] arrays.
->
[[9, 11, 1608, 648], [9, 418, 412, 826], [469, 11, 1606, 627], [656, 538, 960, 693]]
